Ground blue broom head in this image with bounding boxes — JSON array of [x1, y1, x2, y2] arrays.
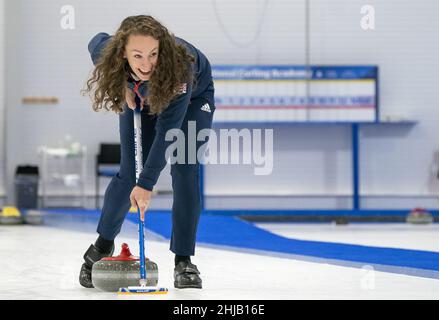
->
[[118, 286, 168, 294]]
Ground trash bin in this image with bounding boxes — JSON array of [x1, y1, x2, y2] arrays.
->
[[15, 165, 39, 209]]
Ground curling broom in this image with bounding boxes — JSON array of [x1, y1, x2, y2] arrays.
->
[[118, 104, 168, 295]]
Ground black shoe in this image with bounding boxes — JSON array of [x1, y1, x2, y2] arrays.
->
[[79, 244, 114, 288], [79, 263, 93, 288], [174, 261, 202, 289]]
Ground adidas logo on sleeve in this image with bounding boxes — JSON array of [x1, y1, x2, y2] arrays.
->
[[201, 103, 211, 113]]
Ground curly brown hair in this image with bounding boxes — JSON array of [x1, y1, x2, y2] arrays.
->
[[82, 15, 195, 114]]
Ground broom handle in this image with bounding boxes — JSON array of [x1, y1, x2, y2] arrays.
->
[[133, 104, 147, 284]]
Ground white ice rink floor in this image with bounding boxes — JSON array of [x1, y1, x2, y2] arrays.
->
[[1, 217, 439, 300]]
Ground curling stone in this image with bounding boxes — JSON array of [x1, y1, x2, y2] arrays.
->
[[0, 206, 24, 225], [23, 209, 44, 225], [92, 243, 159, 292], [406, 208, 434, 224]]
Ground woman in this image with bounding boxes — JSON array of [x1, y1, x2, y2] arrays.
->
[[80, 15, 215, 289]]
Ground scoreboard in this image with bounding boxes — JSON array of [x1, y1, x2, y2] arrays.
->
[[212, 65, 378, 123]]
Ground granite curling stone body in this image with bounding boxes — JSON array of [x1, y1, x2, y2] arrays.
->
[[92, 243, 158, 292]]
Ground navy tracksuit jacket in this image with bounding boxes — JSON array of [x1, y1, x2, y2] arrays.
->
[[89, 33, 215, 256]]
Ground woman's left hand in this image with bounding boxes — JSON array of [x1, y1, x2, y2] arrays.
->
[[129, 186, 153, 221]]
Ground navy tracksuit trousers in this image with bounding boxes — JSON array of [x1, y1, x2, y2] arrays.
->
[[96, 89, 215, 256]]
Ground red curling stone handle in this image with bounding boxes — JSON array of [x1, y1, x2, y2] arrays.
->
[[101, 243, 140, 261]]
